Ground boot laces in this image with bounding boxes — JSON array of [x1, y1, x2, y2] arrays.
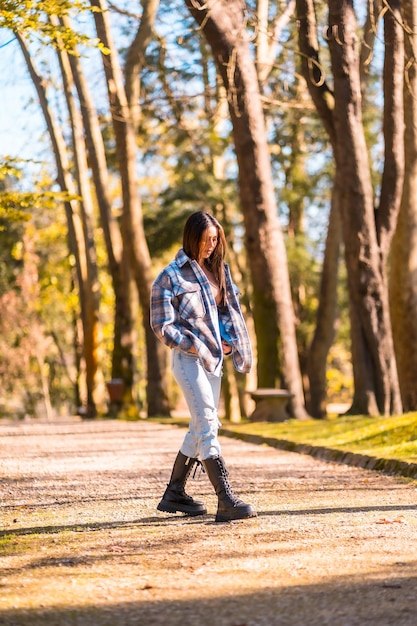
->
[[215, 459, 239, 501], [192, 459, 205, 480]]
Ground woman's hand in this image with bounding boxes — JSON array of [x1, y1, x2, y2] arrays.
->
[[222, 340, 232, 356]]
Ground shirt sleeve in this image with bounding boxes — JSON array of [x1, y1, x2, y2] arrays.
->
[[150, 270, 193, 352]]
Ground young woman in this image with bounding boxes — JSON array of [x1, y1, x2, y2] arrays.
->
[[150, 211, 256, 522]]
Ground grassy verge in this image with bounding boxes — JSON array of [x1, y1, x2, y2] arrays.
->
[[154, 412, 417, 463], [224, 412, 417, 463]]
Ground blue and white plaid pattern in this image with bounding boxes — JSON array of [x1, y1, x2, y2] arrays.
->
[[150, 249, 252, 374]]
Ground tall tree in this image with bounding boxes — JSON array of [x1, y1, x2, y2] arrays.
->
[[308, 0, 382, 417], [390, 0, 417, 411], [251, 0, 337, 416], [124, 0, 160, 130], [54, 24, 107, 413], [296, 0, 404, 415], [186, 0, 308, 419], [91, 0, 170, 416], [256, 0, 296, 85], [307, 178, 342, 417], [61, 14, 137, 401], [16, 32, 103, 417]]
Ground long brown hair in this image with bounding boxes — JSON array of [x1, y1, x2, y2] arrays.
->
[[183, 211, 227, 304]]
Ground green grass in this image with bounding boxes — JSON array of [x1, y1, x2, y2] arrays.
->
[[0, 533, 25, 555], [152, 412, 417, 463], [220, 412, 417, 463]]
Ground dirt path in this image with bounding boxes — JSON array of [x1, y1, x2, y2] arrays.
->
[[1, 418, 416, 626]]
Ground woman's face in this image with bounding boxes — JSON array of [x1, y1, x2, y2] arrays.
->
[[199, 225, 218, 262]]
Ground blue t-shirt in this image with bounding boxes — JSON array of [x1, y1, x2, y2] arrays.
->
[[219, 318, 232, 344]]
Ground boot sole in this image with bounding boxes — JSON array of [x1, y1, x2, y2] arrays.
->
[[215, 510, 257, 523], [157, 501, 207, 516]]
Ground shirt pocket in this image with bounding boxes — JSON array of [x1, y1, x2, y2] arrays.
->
[[174, 282, 206, 320]]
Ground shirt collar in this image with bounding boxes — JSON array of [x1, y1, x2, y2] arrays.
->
[[175, 248, 193, 268]]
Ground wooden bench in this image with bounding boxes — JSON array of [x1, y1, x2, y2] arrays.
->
[[245, 388, 294, 422]]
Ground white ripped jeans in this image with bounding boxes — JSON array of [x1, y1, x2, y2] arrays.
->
[[172, 349, 222, 460]]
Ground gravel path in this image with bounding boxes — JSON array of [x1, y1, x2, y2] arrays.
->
[[1, 418, 417, 625]]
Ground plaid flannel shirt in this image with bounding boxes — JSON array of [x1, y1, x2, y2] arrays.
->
[[150, 248, 252, 374]]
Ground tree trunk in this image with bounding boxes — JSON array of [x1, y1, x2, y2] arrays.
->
[[17, 33, 101, 417], [256, 0, 296, 85], [296, 0, 403, 415], [359, 0, 383, 94], [186, 0, 308, 419], [124, 0, 160, 130], [328, 0, 403, 415], [390, 0, 417, 411], [63, 15, 138, 402], [91, 0, 170, 416], [55, 30, 107, 414], [307, 174, 342, 417]]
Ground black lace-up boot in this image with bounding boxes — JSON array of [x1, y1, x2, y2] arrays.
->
[[203, 455, 257, 522], [157, 451, 207, 516]]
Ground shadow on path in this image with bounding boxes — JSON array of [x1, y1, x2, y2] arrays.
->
[[1, 572, 416, 626]]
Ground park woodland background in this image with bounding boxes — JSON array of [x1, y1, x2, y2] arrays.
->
[[0, 0, 415, 422]]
